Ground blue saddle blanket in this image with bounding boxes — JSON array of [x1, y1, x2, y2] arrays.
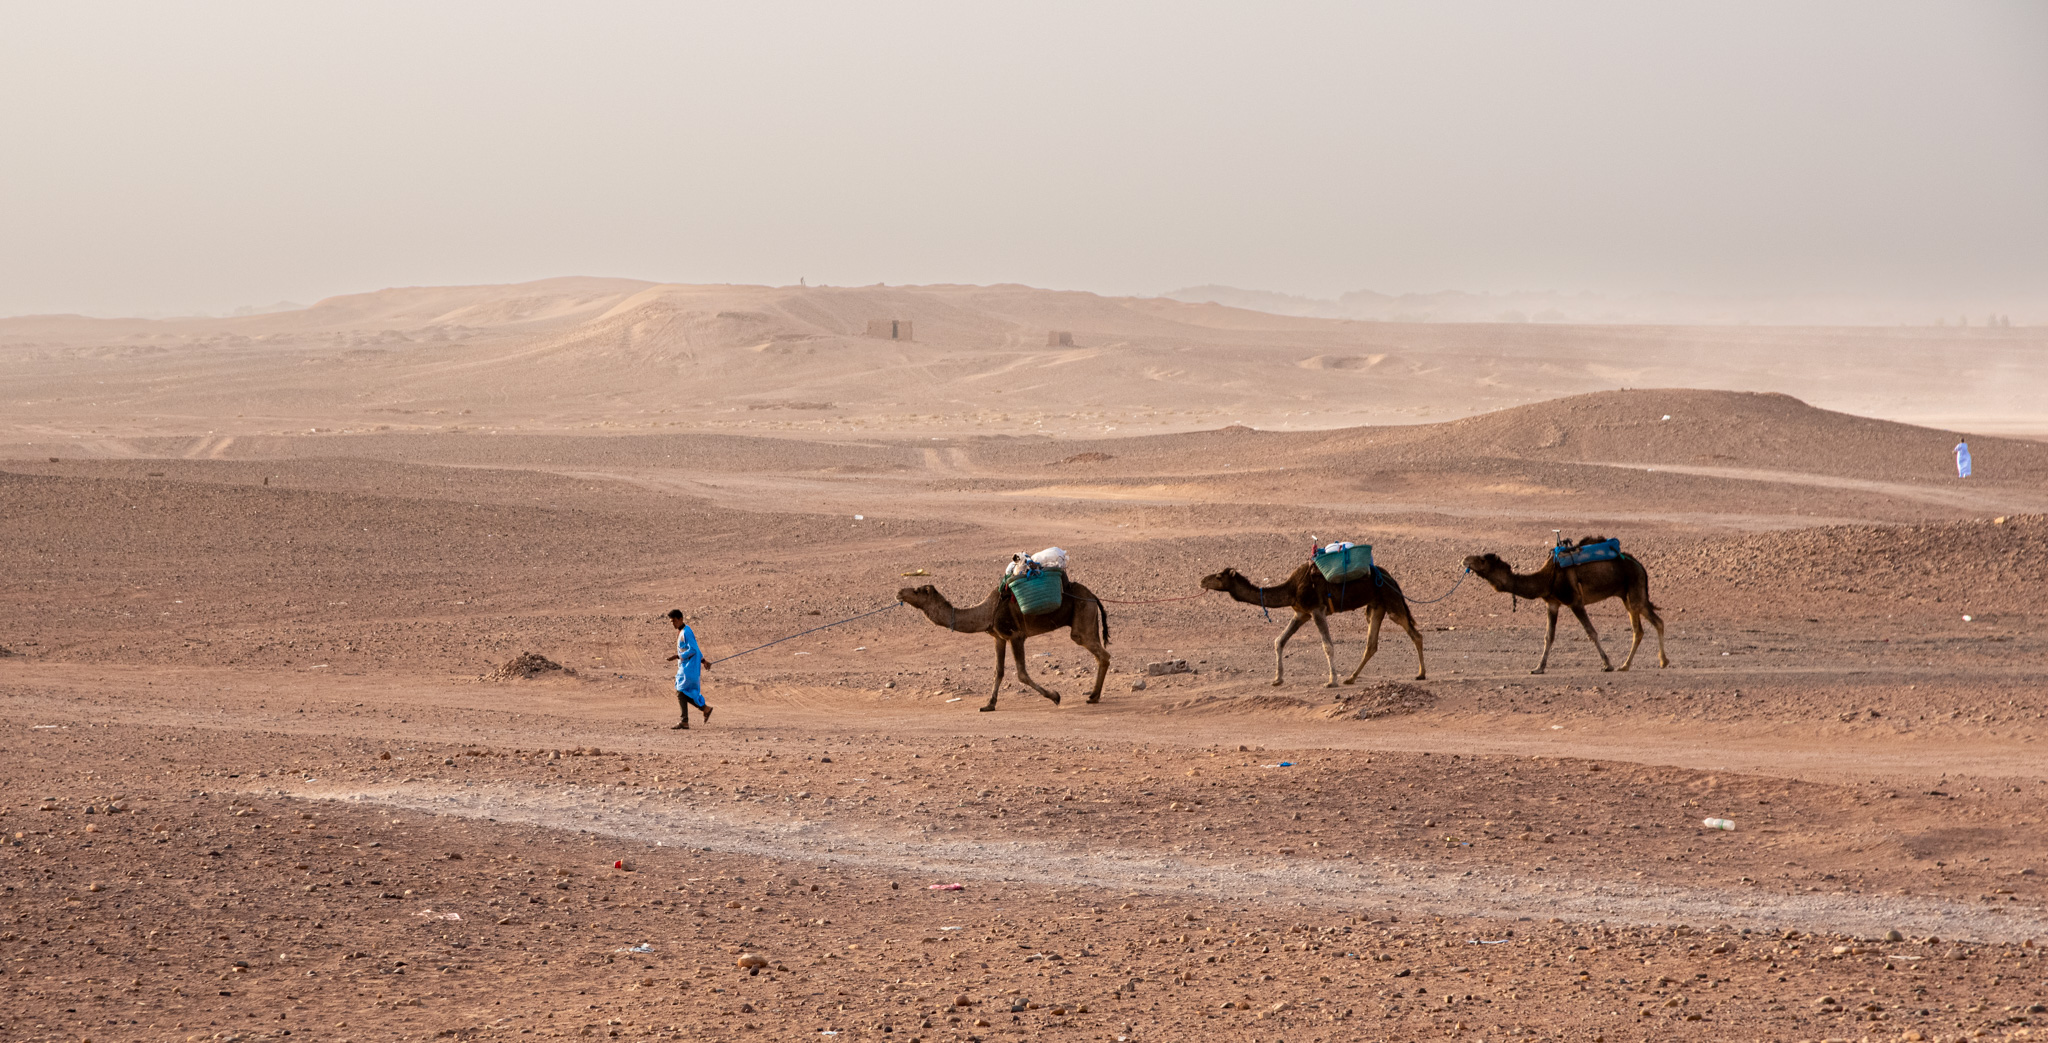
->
[[1551, 539, 1621, 569]]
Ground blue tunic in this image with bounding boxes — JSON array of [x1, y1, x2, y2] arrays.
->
[[674, 625, 704, 708]]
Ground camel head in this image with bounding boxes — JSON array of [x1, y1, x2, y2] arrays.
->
[[1199, 568, 1241, 592], [1463, 553, 1513, 587], [896, 584, 947, 608]]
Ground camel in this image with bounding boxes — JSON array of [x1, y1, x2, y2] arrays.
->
[[1200, 562, 1427, 686], [1463, 537, 1667, 674], [896, 580, 1111, 712]]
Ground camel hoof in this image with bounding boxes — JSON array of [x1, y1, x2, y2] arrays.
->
[[1323, 681, 1340, 689], [1415, 672, 1427, 681], [1047, 693, 1062, 705], [1529, 668, 1546, 675], [1602, 665, 1615, 672], [1086, 695, 1100, 704], [1269, 679, 1285, 687], [978, 705, 996, 713], [1341, 678, 1357, 686]]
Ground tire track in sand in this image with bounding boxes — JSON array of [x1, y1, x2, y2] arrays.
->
[[268, 780, 2048, 944]]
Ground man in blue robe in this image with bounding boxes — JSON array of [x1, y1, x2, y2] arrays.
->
[[665, 609, 712, 729]]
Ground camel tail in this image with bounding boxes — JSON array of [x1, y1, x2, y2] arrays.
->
[[1098, 598, 1112, 645]]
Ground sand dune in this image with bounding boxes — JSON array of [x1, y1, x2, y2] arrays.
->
[[4, 280, 2043, 443]]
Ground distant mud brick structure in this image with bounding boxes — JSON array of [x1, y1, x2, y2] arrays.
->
[[1047, 330, 1074, 346], [864, 319, 914, 341]]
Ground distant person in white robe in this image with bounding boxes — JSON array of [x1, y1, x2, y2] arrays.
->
[[1954, 440, 1972, 479]]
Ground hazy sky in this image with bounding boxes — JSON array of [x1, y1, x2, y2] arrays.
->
[[3, 1, 2044, 317]]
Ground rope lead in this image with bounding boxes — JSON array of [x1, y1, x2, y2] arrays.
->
[[705, 601, 904, 667], [1403, 567, 1472, 605]]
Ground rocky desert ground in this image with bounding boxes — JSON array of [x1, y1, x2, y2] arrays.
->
[[3, 282, 2046, 1043]]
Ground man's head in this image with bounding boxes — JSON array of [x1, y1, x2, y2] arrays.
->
[[668, 608, 685, 630]]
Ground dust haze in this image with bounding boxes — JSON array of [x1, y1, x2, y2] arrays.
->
[[5, 6, 2047, 1043]]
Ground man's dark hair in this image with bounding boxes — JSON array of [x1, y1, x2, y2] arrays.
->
[[667, 609, 684, 621]]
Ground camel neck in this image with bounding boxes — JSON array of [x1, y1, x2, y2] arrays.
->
[[1499, 568, 1553, 600], [916, 592, 999, 632], [1229, 576, 1296, 608]]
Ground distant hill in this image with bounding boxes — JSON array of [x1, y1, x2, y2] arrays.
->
[[2, 279, 2043, 440], [1162, 285, 2040, 328]]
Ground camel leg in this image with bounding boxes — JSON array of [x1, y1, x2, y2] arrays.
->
[[1646, 603, 1669, 668], [1618, 605, 1645, 671], [1394, 606, 1428, 681], [1570, 605, 1614, 671], [1072, 620, 1110, 703], [981, 636, 1007, 712], [1312, 610, 1340, 688], [1533, 604, 1560, 674], [1008, 637, 1062, 705], [1271, 611, 1309, 686], [1344, 607, 1385, 684]]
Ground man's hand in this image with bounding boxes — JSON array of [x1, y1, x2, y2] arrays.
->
[[665, 653, 679, 662]]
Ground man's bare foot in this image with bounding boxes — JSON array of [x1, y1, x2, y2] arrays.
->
[[671, 721, 688, 730]]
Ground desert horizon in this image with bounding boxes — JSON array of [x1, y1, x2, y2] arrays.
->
[[7, 277, 2047, 449]]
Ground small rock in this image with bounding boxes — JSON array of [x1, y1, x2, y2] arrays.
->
[[1885, 929, 1905, 942], [1145, 659, 1191, 677], [1130, 678, 1147, 691]]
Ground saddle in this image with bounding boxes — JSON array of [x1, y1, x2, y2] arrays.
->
[[1551, 538, 1621, 570]]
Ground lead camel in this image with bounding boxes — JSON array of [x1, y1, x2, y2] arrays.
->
[[897, 582, 1111, 711], [1463, 538, 1668, 674], [1200, 562, 1427, 686]]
